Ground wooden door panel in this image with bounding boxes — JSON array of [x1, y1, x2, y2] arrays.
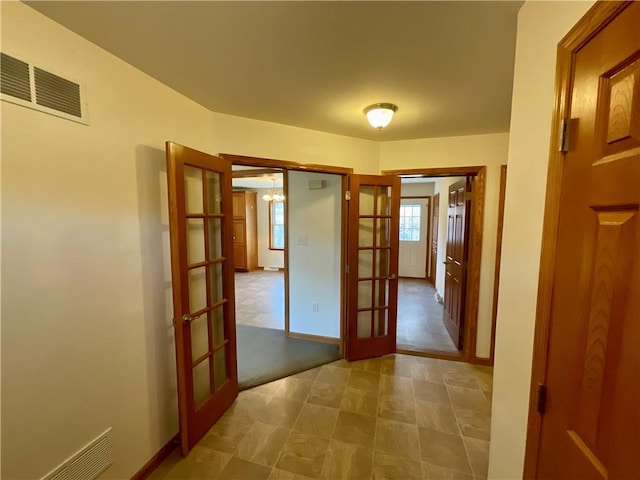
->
[[536, 3, 639, 478], [443, 178, 469, 349], [233, 219, 245, 244]]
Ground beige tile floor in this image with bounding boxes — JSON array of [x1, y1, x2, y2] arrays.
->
[[150, 354, 493, 480], [397, 279, 458, 354]]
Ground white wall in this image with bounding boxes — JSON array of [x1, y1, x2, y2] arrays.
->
[[380, 133, 509, 358], [400, 182, 435, 197], [0, 3, 375, 479], [287, 171, 342, 338], [254, 188, 285, 269], [488, 1, 595, 478]]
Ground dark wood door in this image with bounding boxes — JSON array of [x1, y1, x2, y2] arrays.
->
[[166, 142, 238, 455], [443, 178, 470, 350], [345, 174, 401, 361], [536, 3, 639, 478], [430, 193, 439, 285]]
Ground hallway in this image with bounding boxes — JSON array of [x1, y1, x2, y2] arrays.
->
[[151, 354, 492, 479], [397, 279, 459, 354]]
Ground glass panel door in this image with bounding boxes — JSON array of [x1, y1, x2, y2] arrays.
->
[[166, 142, 238, 455], [346, 175, 400, 361]]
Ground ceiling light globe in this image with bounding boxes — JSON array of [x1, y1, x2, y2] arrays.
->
[[364, 103, 398, 130]]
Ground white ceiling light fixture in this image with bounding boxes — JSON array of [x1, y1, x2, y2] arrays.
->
[[364, 103, 398, 130], [262, 177, 285, 202]]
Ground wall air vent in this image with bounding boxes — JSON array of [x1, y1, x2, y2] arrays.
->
[[41, 428, 112, 480], [1, 52, 88, 125], [1, 53, 31, 101]]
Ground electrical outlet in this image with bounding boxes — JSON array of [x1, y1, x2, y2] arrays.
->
[[297, 235, 308, 246], [311, 302, 319, 312]]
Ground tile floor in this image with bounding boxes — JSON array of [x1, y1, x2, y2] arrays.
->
[[397, 279, 458, 354], [235, 270, 284, 329], [150, 354, 492, 480]]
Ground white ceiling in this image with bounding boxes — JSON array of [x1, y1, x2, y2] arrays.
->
[[26, 1, 522, 141]]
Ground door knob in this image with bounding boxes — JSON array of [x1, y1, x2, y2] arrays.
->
[[389, 274, 397, 280], [182, 313, 201, 323]]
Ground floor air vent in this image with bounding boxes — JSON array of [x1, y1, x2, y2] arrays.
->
[[1, 52, 88, 125], [42, 429, 113, 480]]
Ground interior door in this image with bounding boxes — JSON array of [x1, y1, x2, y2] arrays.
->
[[345, 174, 400, 361], [443, 178, 470, 350], [536, 3, 639, 478], [166, 142, 238, 455], [430, 193, 439, 284]]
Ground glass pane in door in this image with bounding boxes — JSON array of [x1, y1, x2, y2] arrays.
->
[[353, 183, 396, 342], [184, 166, 203, 214], [193, 360, 211, 407]]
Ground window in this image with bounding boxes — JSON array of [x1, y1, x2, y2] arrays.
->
[[269, 201, 285, 250], [399, 204, 421, 241]]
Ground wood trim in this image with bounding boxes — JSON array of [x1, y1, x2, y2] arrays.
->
[[400, 195, 430, 199], [221, 153, 353, 175], [489, 165, 507, 366], [340, 175, 349, 356], [283, 170, 290, 335], [383, 166, 485, 177], [232, 168, 282, 178], [130, 434, 179, 480], [382, 165, 486, 365], [522, 2, 632, 478], [286, 331, 340, 345]]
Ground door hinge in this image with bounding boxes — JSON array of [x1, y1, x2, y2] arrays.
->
[[345, 264, 349, 274], [537, 383, 548, 415], [559, 118, 571, 153], [345, 191, 351, 201]]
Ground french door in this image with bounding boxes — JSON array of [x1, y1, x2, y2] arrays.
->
[[345, 174, 401, 360], [166, 142, 238, 455]]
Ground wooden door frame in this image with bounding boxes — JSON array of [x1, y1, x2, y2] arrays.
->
[[221, 153, 352, 353], [522, 2, 632, 477], [399, 195, 432, 280], [382, 166, 487, 364], [490, 165, 507, 365]]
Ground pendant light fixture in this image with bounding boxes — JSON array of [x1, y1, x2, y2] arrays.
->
[[364, 103, 398, 130], [262, 177, 285, 202]]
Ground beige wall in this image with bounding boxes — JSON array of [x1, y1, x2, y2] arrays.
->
[[0, 3, 376, 479], [488, 1, 595, 478], [380, 133, 509, 358], [288, 171, 343, 338]]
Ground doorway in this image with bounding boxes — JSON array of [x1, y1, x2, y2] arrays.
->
[[383, 166, 487, 363], [395, 176, 469, 356], [227, 159, 346, 389]]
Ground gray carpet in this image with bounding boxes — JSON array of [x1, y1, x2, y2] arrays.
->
[[236, 325, 341, 390]]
